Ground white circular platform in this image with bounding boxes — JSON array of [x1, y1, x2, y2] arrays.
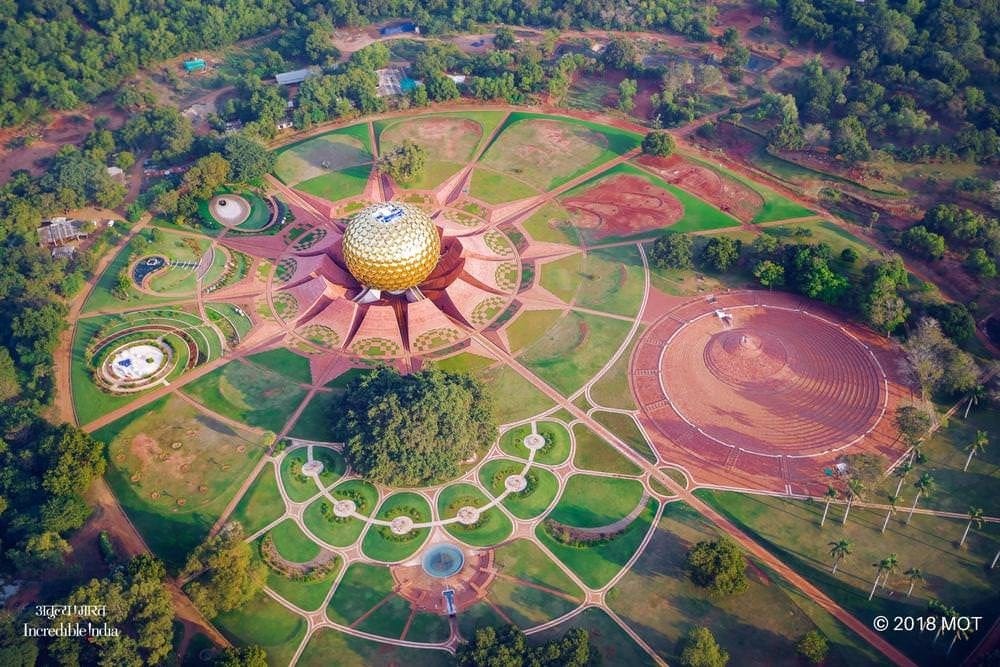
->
[[523, 433, 545, 451], [110, 344, 166, 380], [333, 499, 356, 517], [456, 506, 480, 525], [390, 516, 414, 534], [504, 474, 527, 493]]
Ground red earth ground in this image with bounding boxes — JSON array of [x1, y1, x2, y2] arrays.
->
[[561, 173, 684, 240], [631, 290, 914, 496], [636, 153, 764, 222]]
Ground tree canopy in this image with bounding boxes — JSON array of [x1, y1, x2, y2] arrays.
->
[[685, 537, 748, 597], [642, 130, 677, 157], [182, 522, 266, 618], [334, 367, 497, 486], [377, 140, 428, 185], [455, 625, 591, 666], [679, 626, 729, 667]]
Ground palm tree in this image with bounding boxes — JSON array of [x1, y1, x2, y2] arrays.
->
[[842, 478, 865, 526], [963, 384, 986, 419], [903, 567, 923, 597], [893, 461, 913, 496], [881, 494, 898, 534], [828, 539, 852, 574], [906, 472, 935, 525], [869, 559, 887, 600], [820, 485, 837, 527], [948, 621, 970, 656], [964, 430, 989, 472], [960, 507, 984, 547], [879, 553, 899, 590]]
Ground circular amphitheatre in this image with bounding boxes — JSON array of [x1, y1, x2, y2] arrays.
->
[[208, 195, 252, 228], [634, 293, 887, 460]]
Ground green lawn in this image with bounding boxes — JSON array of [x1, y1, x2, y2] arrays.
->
[[266, 519, 320, 563], [231, 465, 285, 536], [356, 594, 412, 638], [327, 563, 395, 625], [298, 628, 449, 667], [505, 309, 565, 352], [266, 562, 339, 612], [519, 311, 632, 396], [574, 245, 646, 317], [538, 254, 582, 302], [487, 577, 579, 627], [592, 410, 656, 462], [572, 424, 643, 475], [245, 348, 313, 384], [361, 492, 431, 562], [303, 479, 379, 547], [481, 112, 641, 190], [549, 475, 645, 528], [588, 329, 642, 410], [279, 449, 319, 502], [538, 498, 658, 588], [469, 167, 539, 204], [214, 591, 306, 667], [493, 539, 583, 600], [182, 360, 307, 433], [428, 351, 497, 374], [273, 126, 372, 185], [608, 501, 883, 666], [296, 165, 372, 202], [697, 490, 1000, 664], [479, 459, 559, 519], [289, 393, 338, 442], [472, 365, 554, 423], [93, 394, 267, 570], [438, 483, 513, 547], [405, 612, 451, 642], [458, 602, 509, 639], [521, 201, 581, 246], [498, 421, 571, 465], [530, 607, 656, 666]]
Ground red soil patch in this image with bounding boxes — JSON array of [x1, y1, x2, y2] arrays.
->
[[636, 154, 764, 223], [381, 117, 481, 163], [630, 291, 914, 495], [562, 173, 683, 240]]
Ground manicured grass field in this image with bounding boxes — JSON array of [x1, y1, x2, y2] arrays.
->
[[274, 125, 372, 185], [312, 447, 345, 487], [95, 394, 267, 569], [469, 167, 539, 204], [231, 464, 285, 536], [405, 612, 451, 642], [214, 591, 306, 667], [303, 479, 379, 547], [438, 483, 513, 546], [479, 459, 559, 519], [298, 628, 449, 667], [266, 562, 339, 612], [504, 309, 564, 352], [530, 607, 656, 666], [361, 492, 431, 562], [480, 113, 641, 191], [498, 421, 571, 465], [296, 165, 372, 202], [183, 360, 307, 433], [267, 519, 321, 563], [698, 490, 1000, 664], [493, 539, 583, 600], [588, 329, 642, 410], [428, 351, 497, 374], [874, 408, 999, 516], [279, 449, 319, 502], [572, 424, 642, 475], [472, 365, 554, 423], [327, 563, 395, 625], [592, 410, 656, 462], [378, 115, 484, 189], [245, 348, 313, 384], [574, 245, 646, 317], [487, 577, 579, 627], [612, 501, 886, 666], [289, 393, 338, 442], [356, 594, 412, 637], [549, 475, 645, 528], [521, 201, 581, 246], [538, 498, 658, 588], [519, 311, 632, 396], [458, 601, 509, 639]]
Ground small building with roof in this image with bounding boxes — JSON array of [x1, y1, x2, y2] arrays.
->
[[275, 68, 315, 86]]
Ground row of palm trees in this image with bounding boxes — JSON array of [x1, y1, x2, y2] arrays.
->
[[826, 546, 970, 654]]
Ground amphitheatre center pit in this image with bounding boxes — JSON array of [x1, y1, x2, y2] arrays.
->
[[638, 297, 890, 459], [208, 195, 251, 227]]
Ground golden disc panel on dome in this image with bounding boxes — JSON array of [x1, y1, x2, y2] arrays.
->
[[342, 203, 441, 291]]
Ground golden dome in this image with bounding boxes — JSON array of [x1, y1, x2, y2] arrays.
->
[[342, 203, 441, 292]]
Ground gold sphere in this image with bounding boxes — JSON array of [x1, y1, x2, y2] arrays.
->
[[342, 203, 440, 292]]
